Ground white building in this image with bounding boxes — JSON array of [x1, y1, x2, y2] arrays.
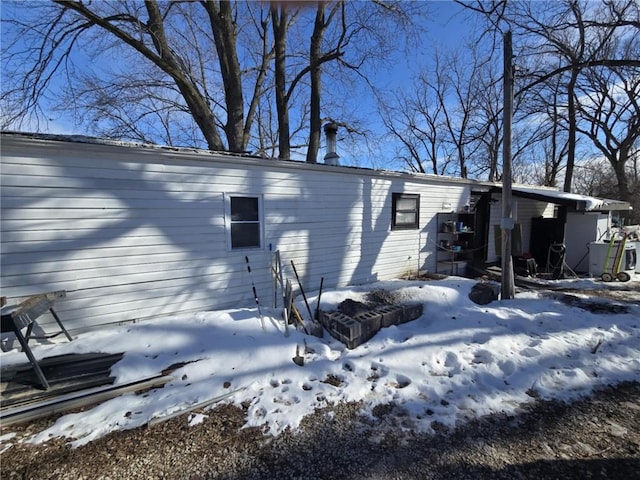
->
[[0, 133, 630, 335]]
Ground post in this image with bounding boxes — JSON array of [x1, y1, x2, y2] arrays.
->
[[501, 31, 515, 300]]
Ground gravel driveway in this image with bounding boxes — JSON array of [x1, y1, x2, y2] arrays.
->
[[2, 381, 639, 479]]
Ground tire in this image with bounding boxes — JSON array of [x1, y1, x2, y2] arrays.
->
[[601, 273, 613, 282], [617, 271, 631, 282]]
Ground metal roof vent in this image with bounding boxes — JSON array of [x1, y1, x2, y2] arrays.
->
[[323, 122, 340, 166]]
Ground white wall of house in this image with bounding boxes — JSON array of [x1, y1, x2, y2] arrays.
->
[[1, 134, 472, 334], [486, 193, 555, 263], [564, 212, 611, 272]]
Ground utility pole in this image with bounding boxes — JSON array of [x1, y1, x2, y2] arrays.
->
[[501, 30, 515, 300]]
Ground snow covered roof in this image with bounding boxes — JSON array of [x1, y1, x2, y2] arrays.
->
[[495, 185, 631, 212]]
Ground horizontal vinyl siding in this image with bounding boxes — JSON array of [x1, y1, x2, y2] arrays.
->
[[486, 194, 555, 263], [517, 198, 555, 255], [1, 135, 471, 334]]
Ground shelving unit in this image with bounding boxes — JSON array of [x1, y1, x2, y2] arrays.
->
[[436, 211, 476, 275]]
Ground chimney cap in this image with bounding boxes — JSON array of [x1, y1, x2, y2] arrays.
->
[[324, 122, 338, 134]]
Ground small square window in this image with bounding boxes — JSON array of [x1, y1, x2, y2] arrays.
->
[[392, 193, 420, 230], [231, 197, 259, 222], [227, 195, 262, 249]]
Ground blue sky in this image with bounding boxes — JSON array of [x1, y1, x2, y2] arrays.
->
[[1, 1, 478, 168]]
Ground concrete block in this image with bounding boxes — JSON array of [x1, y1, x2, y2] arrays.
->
[[375, 305, 404, 327], [401, 303, 424, 324], [318, 310, 350, 330], [318, 311, 364, 348], [335, 332, 362, 350], [354, 310, 382, 341], [318, 310, 334, 330], [334, 316, 361, 341]]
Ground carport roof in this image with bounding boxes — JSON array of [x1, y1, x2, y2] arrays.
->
[[491, 185, 631, 212]]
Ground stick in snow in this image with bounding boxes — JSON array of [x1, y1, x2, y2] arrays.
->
[[315, 277, 324, 321], [271, 244, 278, 308], [245, 256, 266, 331], [290, 260, 314, 321]]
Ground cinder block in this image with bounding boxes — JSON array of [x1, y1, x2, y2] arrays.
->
[[318, 310, 350, 331], [354, 310, 382, 341], [401, 303, 424, 324], [334, 316, 361, 341], [326, 318, 366, 349], [318, 310, 334, 330], [334, 331, 362, 350], [375, 305, 404, 327], [318, 311, 365, 348]]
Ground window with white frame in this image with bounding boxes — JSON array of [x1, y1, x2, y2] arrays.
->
[[391, 193, 420, 230], [226, 195, 263, 249]]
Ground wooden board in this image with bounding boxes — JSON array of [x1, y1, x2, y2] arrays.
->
[[1, 352, 124, 409]]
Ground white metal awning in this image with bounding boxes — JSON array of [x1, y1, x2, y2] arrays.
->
[[493, 186, 631, 212]]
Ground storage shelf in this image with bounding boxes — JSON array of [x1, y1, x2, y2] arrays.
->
[[436, 211, 477, 275]]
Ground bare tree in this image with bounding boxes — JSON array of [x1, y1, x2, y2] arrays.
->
[[466, 0, 640, 196], [2, 0, 425, 165], [529, 69, 572, 187], [573, 154, 639, 224], [381, 39, 506, 180], [574, 64, 640, 203], [2, 1, 271, 151], [379, 50, 450, 175], [306, 1, 343, 163]]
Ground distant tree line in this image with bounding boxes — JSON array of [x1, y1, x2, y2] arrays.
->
[[382, 0, 638, 221]]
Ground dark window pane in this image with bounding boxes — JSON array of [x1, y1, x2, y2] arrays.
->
[[231, 197, 259, 221], [231, 223, 260, 248]]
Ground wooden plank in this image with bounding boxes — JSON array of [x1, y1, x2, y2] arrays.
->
[[1, 376, 116, 409], [1, 353, 125, 407], [0, 375, 172, 427], [1, 352, 123, 375], [1, 291, 65, 330]]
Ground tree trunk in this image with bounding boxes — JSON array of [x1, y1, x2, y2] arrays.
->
[[271, 5, 290, 160], [202, 1, 246, 153], [563, 67, 579, 192], [613, 149, 632, 202], [306, 2, 326, 164]]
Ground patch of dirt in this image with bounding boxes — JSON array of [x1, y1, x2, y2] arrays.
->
[[335, 290, 401, 317], [543, 292, 632, 314], [337, 298, 371, 316], [539, 276, 640, 305], [2, 382, 639, 479]]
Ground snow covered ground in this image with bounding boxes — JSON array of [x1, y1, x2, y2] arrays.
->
[[2, 276, 639, 449]]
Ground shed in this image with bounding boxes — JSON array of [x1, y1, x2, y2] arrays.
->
[[485, 186, 631, 272]]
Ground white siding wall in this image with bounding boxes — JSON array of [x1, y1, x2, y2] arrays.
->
[[1, 135, 469, 333], [564, 212, 610, 272], [517, 197, 556, 255], [486, 194, 555, 263]]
